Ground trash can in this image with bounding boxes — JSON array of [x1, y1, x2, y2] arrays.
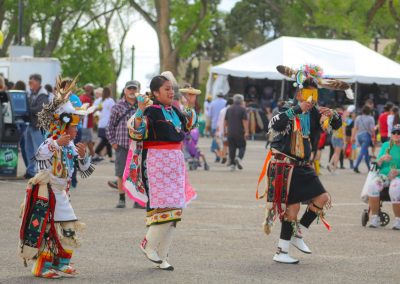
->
[[0, 90, 29, 178]]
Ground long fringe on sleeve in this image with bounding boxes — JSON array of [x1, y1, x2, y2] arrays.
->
[[79, 163, 95, 178]]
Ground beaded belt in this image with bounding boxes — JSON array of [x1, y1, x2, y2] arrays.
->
[[272, 153, 311, 167]]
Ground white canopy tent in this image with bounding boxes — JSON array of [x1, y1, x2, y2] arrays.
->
[[207, 36, 400, 98]]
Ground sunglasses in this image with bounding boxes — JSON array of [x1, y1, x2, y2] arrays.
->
[[392, 131, 400, 135], [127, 86, 137, 90]]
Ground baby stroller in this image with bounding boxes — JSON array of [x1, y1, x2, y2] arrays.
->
[[183, 128, 209, 171], [361, 163, 391, 227]]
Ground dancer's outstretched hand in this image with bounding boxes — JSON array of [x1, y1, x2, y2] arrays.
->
[[318, 107, 333, 117], [76, 143, 86, 158], [183, 93, 196, 108], [299, 101, 313, 113], [56, 134, 71, 147], [136, 94, 147, 111]]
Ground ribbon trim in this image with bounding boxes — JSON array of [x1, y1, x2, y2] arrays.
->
[[256, 150, 272, 200]]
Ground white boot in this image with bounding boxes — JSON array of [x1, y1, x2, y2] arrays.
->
[[140, 224, 170, 264], [291, 224, 312, 254], [157, 223, 175, 271], [273, 239, 299, 264], [369, 215, 381, 228]]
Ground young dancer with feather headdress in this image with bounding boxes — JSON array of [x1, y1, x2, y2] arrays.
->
[[18, 77, 95, 278]]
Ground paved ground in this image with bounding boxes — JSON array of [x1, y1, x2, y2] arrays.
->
[[0, 138, 399, 284]]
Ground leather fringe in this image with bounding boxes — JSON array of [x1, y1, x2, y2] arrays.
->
[[79, 163, 95, 179], [32, 157, 53, 171]]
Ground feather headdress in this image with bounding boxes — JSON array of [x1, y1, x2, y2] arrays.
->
[[276, 64, 354, 99], [38, 75, 95, 140]]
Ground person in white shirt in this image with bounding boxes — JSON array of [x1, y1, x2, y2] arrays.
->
[[215, 98, 233, 164], [388, 106, 399, 137], [93, 87, 115, 162], [93, 87, 103, 108], [93, 87, 103, 128]]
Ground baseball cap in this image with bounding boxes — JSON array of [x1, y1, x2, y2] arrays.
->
[[125, 80, 140, 89]]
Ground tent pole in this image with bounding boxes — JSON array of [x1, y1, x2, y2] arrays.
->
[[280, 79, 285, 99]]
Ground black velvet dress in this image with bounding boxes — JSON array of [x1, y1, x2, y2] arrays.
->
[[269, 103, 342, 204]]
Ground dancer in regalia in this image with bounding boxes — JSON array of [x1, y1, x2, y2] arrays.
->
[[19, 77, 95, 278], [127, 75, 198, 271], [257, 64, 353, 264]]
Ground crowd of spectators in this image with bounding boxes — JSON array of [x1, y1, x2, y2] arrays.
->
[[0, 74, 120, 185]]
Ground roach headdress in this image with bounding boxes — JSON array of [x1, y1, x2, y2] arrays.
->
[[276, 64, 354, 99]]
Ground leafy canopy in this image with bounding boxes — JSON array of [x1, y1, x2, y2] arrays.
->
[[54, 28, 116, 86], [169, 0, 214, 58]]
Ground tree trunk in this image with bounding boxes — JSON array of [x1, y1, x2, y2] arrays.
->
[[0, 30, 14, 57], [159, 46, 178, 75], [389, 32, 400, 59], [155, 0, 178, 75], [22, 18, 32, 46], [114, 10, 129, 78], [388, 0, 400, 59], [105, 33, 118, 95], [366, 0, 387, 28], [0, 11, 17, 57], [41, 16, 63, 57], [130, 0, 207, 77], [102, 11, 118, 95], [0, 0, 6, 30]]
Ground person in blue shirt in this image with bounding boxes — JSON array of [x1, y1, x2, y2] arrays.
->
[[208, 92, 226, 162]]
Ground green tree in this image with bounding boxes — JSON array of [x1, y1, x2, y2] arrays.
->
[[225, 0, 274, 51], [368, 0, 400, 60], [0, 0, 20, 56], [29, 0, 97, 57], [280, 0, 378, 44], [0, 0, 131, 89], [198, 5, 229, 63], [54, 28, 116, 86], [80, 0, 132, 90], [128, 0, 214, 76], [183, 3, 228, 85], [223, 0, 400, 63]]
